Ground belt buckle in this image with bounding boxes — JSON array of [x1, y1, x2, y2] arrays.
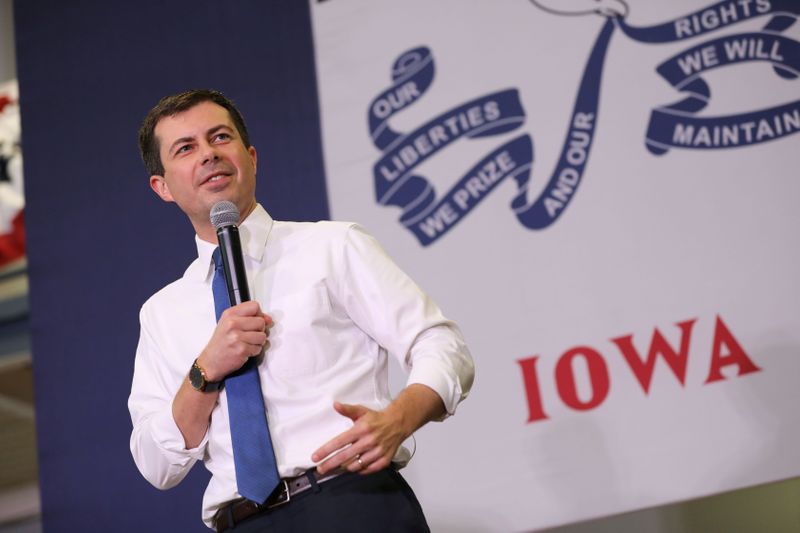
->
[[265, 480, 290, 509]]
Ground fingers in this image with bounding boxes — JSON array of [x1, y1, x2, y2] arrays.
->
[[320, 441, 392, 476], [329, 446, 362, 473], [343, 452, 366, 472], [218, 303, 273, 334], [350, 449, 392, 475], [334, 402, 368, 422], [311, 404, 371, 464], [228, 315, 268, 333], [239, 331, 268, 349], [312, 403, 400, 476], [341, 432, 392, 474], [201, 307, 272, 380], [312, 427, 358, 465], [219, 312, 267, 331], [224, 301, 263, 317], [316, 441, 366, 475]]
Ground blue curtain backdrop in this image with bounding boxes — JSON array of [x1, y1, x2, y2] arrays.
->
[[14, 1, 328, 530]]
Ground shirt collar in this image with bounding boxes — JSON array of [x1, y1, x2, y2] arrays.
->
[[184, 203, 273, 282]]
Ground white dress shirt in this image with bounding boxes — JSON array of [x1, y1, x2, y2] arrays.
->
[[128, 204, 474, 527]]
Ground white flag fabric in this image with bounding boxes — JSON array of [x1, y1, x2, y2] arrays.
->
[[310, 1, 800, 530]]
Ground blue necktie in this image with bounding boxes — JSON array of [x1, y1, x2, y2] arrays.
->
[[212, 248, 280, 503]]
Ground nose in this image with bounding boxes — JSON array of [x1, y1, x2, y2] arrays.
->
[[201, 143, 221, 165]]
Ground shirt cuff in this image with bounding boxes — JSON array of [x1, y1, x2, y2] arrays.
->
[[148, 406, 209, 463], [406, 358, 466, 421]]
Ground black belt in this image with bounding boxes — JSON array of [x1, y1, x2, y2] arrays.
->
[[214, 469, 341, 532]]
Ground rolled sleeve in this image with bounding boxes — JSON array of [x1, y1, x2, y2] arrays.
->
[[338, 224, 475, 417], [147, 406, 208, 461], [128, 305, 207, 490], [405, 324, 475, 419]]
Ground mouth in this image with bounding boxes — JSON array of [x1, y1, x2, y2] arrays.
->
[[199, 171, 233, 187]]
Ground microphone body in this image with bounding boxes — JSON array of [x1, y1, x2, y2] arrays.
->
[[211, 201, 251, 306], [216, 224, 251, 305]]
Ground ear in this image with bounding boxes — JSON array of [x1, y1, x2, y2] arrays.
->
[[248, 146, 257, 172], [149, 175, 174, 202]]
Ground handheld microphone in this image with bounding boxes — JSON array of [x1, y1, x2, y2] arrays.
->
[[210, 201, 251, 305]]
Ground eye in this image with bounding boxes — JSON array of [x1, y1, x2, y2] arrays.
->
[[213, 132, 232, 143], [174, 144, 193, 156]]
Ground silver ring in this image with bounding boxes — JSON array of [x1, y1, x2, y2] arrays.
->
[[356, 454, 364, 467]]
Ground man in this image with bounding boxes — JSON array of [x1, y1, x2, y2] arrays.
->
[[128, 89, 474, 532]]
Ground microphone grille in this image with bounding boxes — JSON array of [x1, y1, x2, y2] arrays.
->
[[210, 201, 240, 229]]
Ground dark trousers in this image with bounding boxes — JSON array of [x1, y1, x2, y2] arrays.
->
[[229, 469, 431, 532]]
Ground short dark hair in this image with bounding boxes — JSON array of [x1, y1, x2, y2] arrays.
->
[[138, 89, 251, 176]]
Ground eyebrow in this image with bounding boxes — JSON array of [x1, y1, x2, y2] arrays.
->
[[168, 124, 235, 155]]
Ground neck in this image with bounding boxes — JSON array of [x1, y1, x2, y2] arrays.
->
[[196, 225, 218, 245], [238, 199, 257, 225]]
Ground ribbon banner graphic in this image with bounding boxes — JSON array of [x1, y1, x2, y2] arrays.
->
[[368, 0, 799, 246], [613, 0, 800, 154]]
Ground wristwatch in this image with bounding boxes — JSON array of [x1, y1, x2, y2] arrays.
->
[[189, 358, 224, 392]]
